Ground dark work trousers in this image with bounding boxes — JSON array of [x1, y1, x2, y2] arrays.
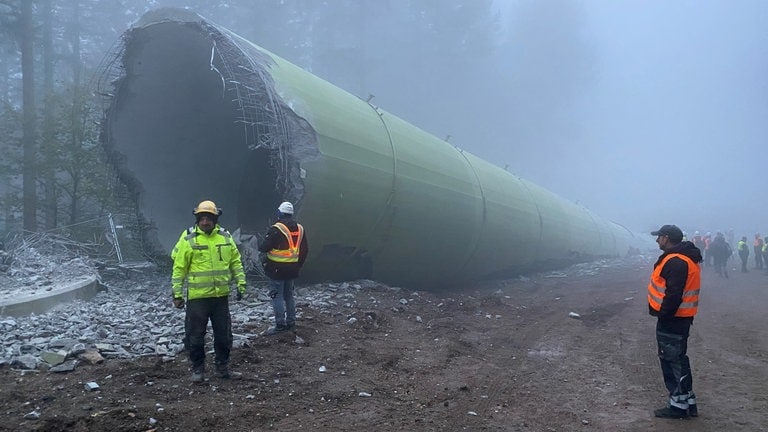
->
[[713, 257, 728, 278], [755, 247, 764, 269], [185, 296, 233, 372], [763, 251, 768, 273], [656, 318, 695, 410], [739, 252, 749, 272]]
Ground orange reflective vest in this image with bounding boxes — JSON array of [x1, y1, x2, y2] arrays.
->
[[267, 222, 304, 263], [647, 253, 700, 317]]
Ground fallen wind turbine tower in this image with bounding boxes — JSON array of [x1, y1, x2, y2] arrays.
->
[[98, 8, 644, 290]]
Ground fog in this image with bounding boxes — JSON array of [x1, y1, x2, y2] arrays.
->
[[283, 0, 768, 240], [475, 0, 767, 238], [145, 0, 767, 239], [3, 0, 764, 242]]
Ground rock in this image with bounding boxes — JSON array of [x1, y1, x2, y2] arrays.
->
[[41, 350, 67, 366], [12, 354, 38, 369], [70, 343, 87, 356], [49, 360, 77, 373], [78, 349, 104, 365]]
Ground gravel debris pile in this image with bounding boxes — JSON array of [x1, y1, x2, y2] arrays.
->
[[0, 237, 391, 371]]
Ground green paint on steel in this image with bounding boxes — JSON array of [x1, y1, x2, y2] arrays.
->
[[99, 8, 649, 290]]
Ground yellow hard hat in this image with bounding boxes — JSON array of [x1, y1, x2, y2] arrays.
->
[[193, 200, 221, 216]]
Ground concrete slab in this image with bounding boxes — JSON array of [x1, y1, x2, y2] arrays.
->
[[0, 275, 103, 317]]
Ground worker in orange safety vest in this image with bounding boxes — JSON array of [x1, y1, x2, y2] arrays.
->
[[647, 224, 702, 419], [258, 201, 309, 335], [754, 233, 764, 269]]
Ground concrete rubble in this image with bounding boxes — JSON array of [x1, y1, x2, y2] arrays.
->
[[0, 275, 383, 371], [0, 242, 389, 372], [0, 237, 653, 374]]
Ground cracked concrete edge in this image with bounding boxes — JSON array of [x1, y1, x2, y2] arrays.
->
[[0, 276, 103, 317]]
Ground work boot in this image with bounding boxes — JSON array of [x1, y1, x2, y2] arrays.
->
[[654, 406, 688, 419], [263, 324, 288, 336], [688, 403, 698, 417], [190, 368, 205, 384], [215, 365, 242, 380]]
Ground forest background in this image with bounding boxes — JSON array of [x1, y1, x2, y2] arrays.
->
[[2, 0, 766, 249], [0, 0, 536, 247]]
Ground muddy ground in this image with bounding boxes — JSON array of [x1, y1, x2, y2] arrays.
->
[[1, 255, 767, 431]]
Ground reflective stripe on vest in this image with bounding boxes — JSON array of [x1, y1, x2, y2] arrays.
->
[[647, 253, 701, 317], [171, 225, 242, 300], [267, 222, 304, 263]]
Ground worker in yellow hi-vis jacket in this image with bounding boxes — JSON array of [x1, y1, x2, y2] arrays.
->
[[171, 199, 246, 383]]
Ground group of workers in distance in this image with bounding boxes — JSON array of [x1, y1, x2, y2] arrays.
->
[[689, 230, 768, 277], [170, 199, 308, 383]]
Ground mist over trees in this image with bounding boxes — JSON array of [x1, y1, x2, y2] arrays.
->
[[0, 0, 765, 244], [0, 0, 513, 239]]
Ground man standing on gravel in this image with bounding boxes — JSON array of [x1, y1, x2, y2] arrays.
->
[[171, 200, 246, 383], [648, 224, 702, 419], [258, 201, 308, 335]]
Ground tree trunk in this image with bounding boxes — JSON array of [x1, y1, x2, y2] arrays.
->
[[20, 0, 37, 232], [67, 0, 83, 225], [42, 0, 58, 230]]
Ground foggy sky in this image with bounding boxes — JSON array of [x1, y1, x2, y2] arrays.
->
[[487, 0, 767, 239], [25, 0, 764, 242]]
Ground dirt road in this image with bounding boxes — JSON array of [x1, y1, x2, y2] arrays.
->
[[1, 255, 766, 431]]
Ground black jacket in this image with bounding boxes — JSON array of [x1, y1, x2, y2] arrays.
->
[[709, 237, 732, 260], [258, 217, 309, 280], [649, 241, 702, 322]]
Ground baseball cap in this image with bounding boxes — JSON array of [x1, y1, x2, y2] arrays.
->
[[651, 224, 683, 242]]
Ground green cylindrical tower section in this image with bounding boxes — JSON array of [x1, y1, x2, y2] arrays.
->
[[100, 9, 646, 290], [254, 34, 641, 288]]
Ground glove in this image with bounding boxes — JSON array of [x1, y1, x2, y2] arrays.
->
[[173, 297, 185, 309], [236, 291, 243, 301]]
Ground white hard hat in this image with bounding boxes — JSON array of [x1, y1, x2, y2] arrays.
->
[[278, 201, 294, 214]]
